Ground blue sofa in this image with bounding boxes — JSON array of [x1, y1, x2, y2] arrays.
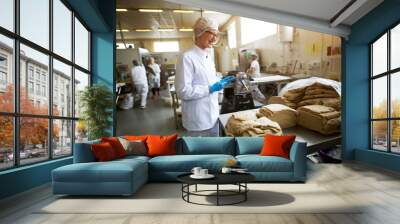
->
[[52, 137, 306, 196]]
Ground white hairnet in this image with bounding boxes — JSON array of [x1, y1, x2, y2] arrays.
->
[[193, 17, 219, 37]]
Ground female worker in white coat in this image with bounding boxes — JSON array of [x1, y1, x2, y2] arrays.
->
[[175, 17, 235, 136], [131, 60, 148, 109], [148, 57, 161, 98]]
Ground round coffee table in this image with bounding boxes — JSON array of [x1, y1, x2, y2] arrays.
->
[[177, 173, 255, 206]]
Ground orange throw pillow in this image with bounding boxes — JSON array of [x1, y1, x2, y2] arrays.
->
[[124, 135, 148, 141], [260, 134, 296, 159], [146, 134, 178, 157], [91, 142, 117, 161], [101, 137, 126, 158]]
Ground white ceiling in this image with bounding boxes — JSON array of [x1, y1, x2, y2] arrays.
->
[[117, 0, 384, 40], [116, 0, 231, 40], [165, 0, 384, 38], [226, 0, 353, 23]]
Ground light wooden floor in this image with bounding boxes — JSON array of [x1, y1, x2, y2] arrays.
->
[[1, 161, 400, 224]]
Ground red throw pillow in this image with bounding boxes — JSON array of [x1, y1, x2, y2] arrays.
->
[[91, 142, 117, 161], [101, 137, 126, 158], [260, 134, 296, 159], [146, 134, 178, 157], [124, 135, 148, 141]]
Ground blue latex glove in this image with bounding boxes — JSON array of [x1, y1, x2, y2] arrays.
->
[[209, 76, 236, 93], [220, 76, 236, 85]]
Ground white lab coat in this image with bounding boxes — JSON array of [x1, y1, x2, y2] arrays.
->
[[131, 65, 148, 85], [149, 63, 161, 88], [250, 60, 260, 77], [131, 65, 148, 107], [175, 45, 220, 131]]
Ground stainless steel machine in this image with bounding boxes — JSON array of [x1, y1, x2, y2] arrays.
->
[[220, 71, 255, 114]]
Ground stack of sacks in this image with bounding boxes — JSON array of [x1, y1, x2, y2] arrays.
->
[[282, 87, 306, 107], [297, 105, 341, 135], [269, 77, 341, 110], [225, 111, 282, 137], [256, 104, 297, 129], [296, 83, 340, 110], [268, 96, 297, 109]]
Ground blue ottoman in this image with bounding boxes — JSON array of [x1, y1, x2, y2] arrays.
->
[[52, 157, 148, 196]]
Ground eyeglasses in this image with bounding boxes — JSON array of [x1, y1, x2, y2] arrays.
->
[[206, 30, 219, 38]]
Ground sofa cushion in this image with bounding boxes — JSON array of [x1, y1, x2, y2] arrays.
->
[[118, 138, 147, 156], [236, 155, 293, 172], [73, 140, 100, 163], [235, 137, 264, 155], [179, 137, 235, 155], [115, 155, 150, 164], [53, 158, 147, 183], [101, 137, 127, 158], [124, 135, 148, 141], [149, 154, 235, 172], [147, 134, 178, 157], [260, 134, 296, 159], [91, 142, 118, 162]]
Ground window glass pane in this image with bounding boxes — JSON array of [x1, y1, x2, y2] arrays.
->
[[53, 0, 72, 60], [20, 117, 49, 165], [372, 76, 387, 119], [75, 18, 89, 70], [53, 59, 72, 117], [0, 0, 14, 31], [0, 116, 13, 170], [372, 33, 387, 76], [391, 72, 400, 118], [240, 17, 277, 45], [0, 35, 14, 112], [53, 119, 72, 158], [228, 22, 237, 48], [153, 41, 179, 52], [391, 120, 400, 153], [372, 121, 388, 151], [20, 0, 49, 49], [75, 120, 88, 143], [74, 69, 89, 117], [20, 44, 49, 115], [391, 24, 400, 70]]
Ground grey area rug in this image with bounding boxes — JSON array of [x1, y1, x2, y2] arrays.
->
[[38, 183, 362, 214]]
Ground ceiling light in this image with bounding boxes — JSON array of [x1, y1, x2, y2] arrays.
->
[[158, 28, 174, 32], [135, 29, 152, 32], [138, 9, 163, 13], [116, 9, 127, 12], [116, 29, 129, 32], [179, 28, 193, 32], [173, 9, 194, 13]]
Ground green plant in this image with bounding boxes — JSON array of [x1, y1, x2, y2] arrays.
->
[[79, 84, 113, 140]]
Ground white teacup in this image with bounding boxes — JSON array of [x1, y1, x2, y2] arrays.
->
[[199, 169, 208, 176], [221, 167, 232, 174], [191, 167, 202, 176]]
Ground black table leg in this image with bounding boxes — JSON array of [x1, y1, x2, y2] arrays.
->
[[245, 183, 247, 201], [217, 184, 219, 206], [195, 184, 197, 192]]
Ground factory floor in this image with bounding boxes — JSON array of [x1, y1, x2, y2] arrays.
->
[[116, 88, 187, 136]]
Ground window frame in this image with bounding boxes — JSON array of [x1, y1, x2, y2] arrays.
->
[[0, 0, 92, 171], [370, 20, 400, 154]]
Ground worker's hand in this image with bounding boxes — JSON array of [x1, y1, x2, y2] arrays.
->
[[209, 76, 236, 93], [209, 82, 223, 93], [220, 76, 236, 86]]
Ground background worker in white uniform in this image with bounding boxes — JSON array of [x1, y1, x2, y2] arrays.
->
[[131, 60, 148, 109], [247, 53, 260, 78], [148, 57, 161, 98], [247, 53, 266, 103], [175, 17, 235, 137]]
